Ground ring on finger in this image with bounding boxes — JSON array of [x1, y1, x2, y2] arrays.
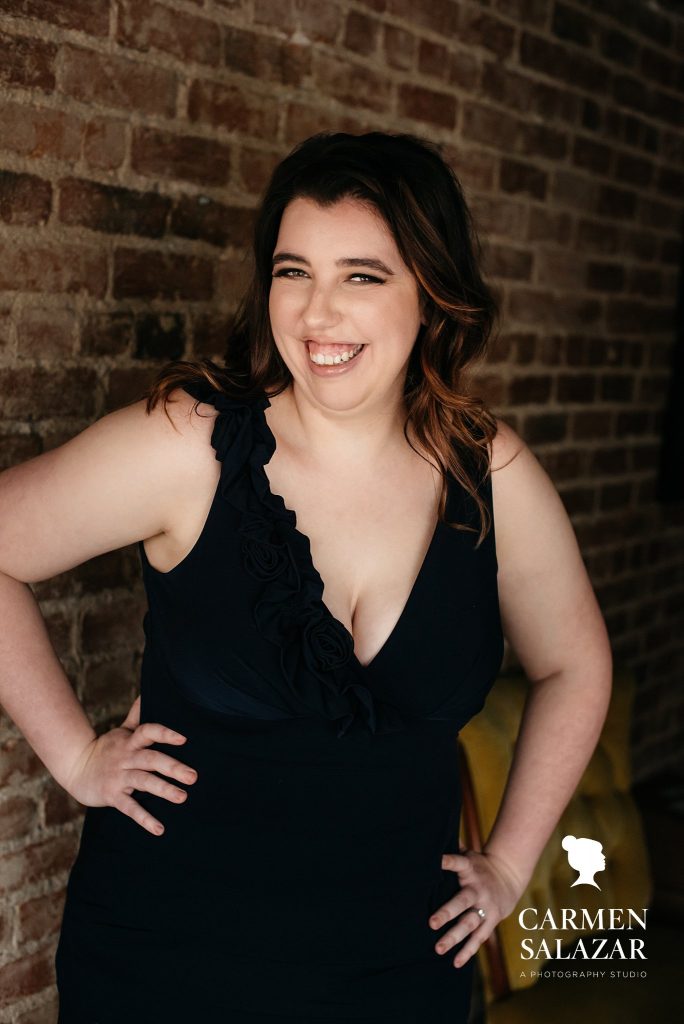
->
[[473, 906, 486, 921]]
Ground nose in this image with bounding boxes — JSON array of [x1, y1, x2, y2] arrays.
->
[[300, 281, 341, 331]]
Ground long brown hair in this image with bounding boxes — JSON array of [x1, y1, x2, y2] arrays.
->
[[139, 131, 501, 545]]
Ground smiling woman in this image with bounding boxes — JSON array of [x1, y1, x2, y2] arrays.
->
[[0, 131, 612, 1024]]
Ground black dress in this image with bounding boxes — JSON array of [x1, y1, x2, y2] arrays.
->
[[55, 381, 504, 1023]]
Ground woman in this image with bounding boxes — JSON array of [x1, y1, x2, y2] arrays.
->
[[0, 132, 612, 1022]]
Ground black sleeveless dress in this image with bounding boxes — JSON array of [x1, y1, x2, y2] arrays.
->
[[55, 381, 504, 1023]]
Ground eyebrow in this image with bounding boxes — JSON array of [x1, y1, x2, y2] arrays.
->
[[272, 251, 395, 276]]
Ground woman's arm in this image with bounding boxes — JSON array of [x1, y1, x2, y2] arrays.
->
[[0, 388, 216, 790], [482, 422, 613, 889], [429, 420, 612, 967]]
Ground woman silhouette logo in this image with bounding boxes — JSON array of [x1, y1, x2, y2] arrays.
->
[[561, 835, 606, 890]]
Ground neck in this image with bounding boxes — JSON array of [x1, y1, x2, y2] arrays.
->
[[273, 383, 410, 471]]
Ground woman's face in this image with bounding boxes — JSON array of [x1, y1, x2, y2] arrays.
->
[[269, 196, 424, 412]]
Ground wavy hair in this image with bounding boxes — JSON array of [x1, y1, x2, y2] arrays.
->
[[139, 130, 501, 544]]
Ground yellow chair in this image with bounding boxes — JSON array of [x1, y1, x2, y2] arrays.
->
[[458, 667, 683, 1022]]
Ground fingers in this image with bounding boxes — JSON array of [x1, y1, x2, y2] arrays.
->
[[132, 748, 198, 787], [115, 792, 167, 837], [429, 885, 477, 930], [127, 768, 190, 807], [434, 909, 493, 968], [120, 694, 141, 730], [128, 722, 187, 750]]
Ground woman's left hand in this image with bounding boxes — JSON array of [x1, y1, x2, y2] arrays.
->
[[428, 848, 526, 968]]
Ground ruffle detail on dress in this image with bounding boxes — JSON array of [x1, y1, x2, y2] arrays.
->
[[183, 380, 408, 740]]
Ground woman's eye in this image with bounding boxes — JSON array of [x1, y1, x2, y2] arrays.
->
[[272, 269, 383, 284]]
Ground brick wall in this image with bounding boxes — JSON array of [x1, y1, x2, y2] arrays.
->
[[0, 0, 682, 1017]]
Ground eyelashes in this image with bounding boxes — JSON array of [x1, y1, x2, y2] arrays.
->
[[272, 269, 384, 284]]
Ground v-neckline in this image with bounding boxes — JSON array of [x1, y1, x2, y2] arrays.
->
[[256, 397, 443, 672]]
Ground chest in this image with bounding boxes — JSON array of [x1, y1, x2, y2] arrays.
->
[[263, 447, 443, 668]]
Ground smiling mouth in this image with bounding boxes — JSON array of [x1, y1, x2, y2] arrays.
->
[[306, 342, 366, 366]]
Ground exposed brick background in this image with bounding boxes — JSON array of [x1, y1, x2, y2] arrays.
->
[[0, 0, 682, 1018]]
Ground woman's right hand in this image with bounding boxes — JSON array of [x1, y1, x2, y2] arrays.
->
[[63, 695, 198, 836]]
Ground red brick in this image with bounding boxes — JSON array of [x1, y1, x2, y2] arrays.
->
[[417, 39, 448, 79], [468, 194, 527, 238], [382, 24, 415, 71], [312, 55, 393, 115], [397, 84, 456, 130], [342, 9, 380, 56], [83, 117, 127, 172], [116, 0, 221, 66], [597, 183, 637, 220], [238, 146, 278, 195], [283, 101, 367, 147], [0, 242, 107, 297], [606, 299, 674, 335], [0, 736, 43, 787], [0, 29, 56, 92], [0, 0, 109, 36], [170, 195, 254, 248], [0, 367, 98, 421], [572, 136, 612, 174], [499, 158, 547, 200], [485, 243, 533, 281], [223, 27, 311, 86], [113, 247, 213, 301], [59, 178, 170, 238], [510, 375, 553, 405], [551, 1, 593, 48], [458, 7, 516, 59], [462, 101, 520, 151], [131, 126, 232, 187], [0, 171, 51, 226], [527, 206, 573, 245], [0, 950, 55, 1008], [508, 288, 601, 329], [80, 311, 134, 357], [520, 30, 609, 93], [387, 0, 458, 36], [615, 151, 653, 187], [489, 0, 547, 26], [134, 312, 185, 360], [0, 101, 82, 162], [600, 27, 638, 68], [253, 0, 297, 34], [575, 217, 621, 254], [0, 795, 37, 840], [480, 62, 578, 123], [640, 45, 679, 89], [550, 169, 598, 211], [17, 889, 64, 943], [295, 0, 344, 44], [447, 51, 480, 92], [16, 306, 77, 358], [192, 310, 237, 357], [60, 45, 177, 118], [441, 144, 497, 193], [520, 121, 567, 161], [187, 80, 279, 138], [535, 249, 587, 290]]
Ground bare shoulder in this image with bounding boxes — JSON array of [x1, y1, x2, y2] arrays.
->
[[0, 386, 219, 583], [487, 416, 611, 683], [489, 417, 526, 473]]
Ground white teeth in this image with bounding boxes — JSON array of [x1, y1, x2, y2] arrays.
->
[[308, 343, 364, 366]]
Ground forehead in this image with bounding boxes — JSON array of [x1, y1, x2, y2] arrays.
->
[[277, 196, 394, 249]]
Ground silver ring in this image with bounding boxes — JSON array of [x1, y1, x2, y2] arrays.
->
[[475, 907, 486, 921]]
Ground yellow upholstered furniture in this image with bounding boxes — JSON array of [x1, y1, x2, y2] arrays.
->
[[458, 667, 682, 1022]]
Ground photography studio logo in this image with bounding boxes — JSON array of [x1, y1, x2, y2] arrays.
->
[[561, 834, 606, 890], [517, 835, 648, 980]]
